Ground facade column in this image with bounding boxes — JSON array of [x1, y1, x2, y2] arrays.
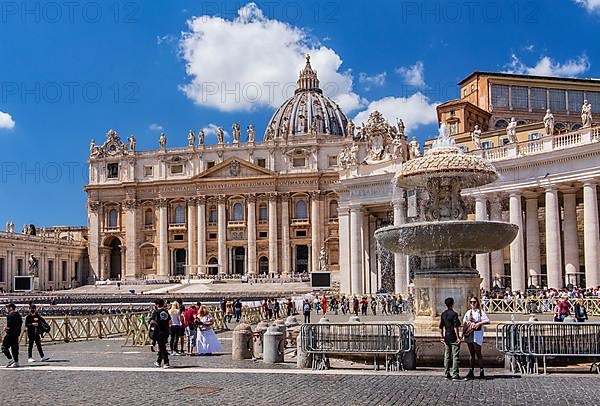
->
[[369, 215, 378, 294], [393, 197, 408, 295], [87, 201, 101, 282], [583, 181, 599, 288], [338, 207, 351, 293], [525, 195, 541, 287], [280, 193, 290, 275], [217, 195, 227, 275], [268, 193, 278, 275], [310, 191, 321, 273], [157, 198, 169, 278], [124, 199, 137, 280], [475, 194, 491, 290], [490, 195, 505, 287], [509, 192, 525, 292], [196, 196, 206, 275], [545, 187, 563, 289], [186, 197, 197, 277], [246, 194, 257, 275], [563, 191, 580, 287], [350, 205, 363, 294]]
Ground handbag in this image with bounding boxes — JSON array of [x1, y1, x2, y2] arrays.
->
[[462, 323, 474, 341]]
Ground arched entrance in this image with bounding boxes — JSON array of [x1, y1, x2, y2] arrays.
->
[[233, 247, 245, 275], [295, 245, 308, 274], [207, 257, 219, 276], [173, 249, 186, 276], [106, 237, 122, 280], [258, 256, 269, 275]]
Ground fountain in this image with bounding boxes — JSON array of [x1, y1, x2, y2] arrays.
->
[[375, 124, 518, 324]]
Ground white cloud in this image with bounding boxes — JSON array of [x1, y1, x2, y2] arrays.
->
[[573, 0, 600, 13], [353, 93, 439, 135], [149, 123, 164, 132], [504, 54, 590, 77], [358, 72, 387, 91], [179, 2, 364, 113], [396, 61, 425, 87], [202, 123, 230, 141], [0, 111, 15, 130]]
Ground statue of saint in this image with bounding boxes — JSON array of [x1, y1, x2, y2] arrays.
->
[[543, 109, 555, 136], [346, 120, 355, 138], [409, 136, 422, 158], [265, 123, 275, 141], [472, 125, 482, 149], [506, 118, 518, 143], [217, 127, 225, 144], [396, 118, 405, 137], [232, 123, 241, 143], [247, 125, 255, 143], [198, 129, 205, 146], [128, 134, 136, 151], [159, 133, 167, 149], [89, 139, 96, 154], [349, 142, 360, 166], [319, 246, 328, 271], [279, 120, 289, 140], [582, 100, 593, 128], [187, 129, 195, 147], [28, 254, 39, 277]]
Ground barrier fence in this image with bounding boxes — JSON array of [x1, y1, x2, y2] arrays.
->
[[483, 298, 600, 316], [496, 322, 600, 374]]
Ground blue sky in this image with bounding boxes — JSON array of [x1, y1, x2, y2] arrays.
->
[[0, 0, 598, 227]]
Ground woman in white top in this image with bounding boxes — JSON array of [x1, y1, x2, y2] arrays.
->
[[462, 296, 490, 379], [169, 302, 181, 355], [196, 306, 222, 355]]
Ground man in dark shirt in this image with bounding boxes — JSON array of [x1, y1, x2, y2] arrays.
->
[[25, 304, 50, 363], [2, 303, 23, 368], [439, 297, 462, 381], [154, 299, 171, 368]]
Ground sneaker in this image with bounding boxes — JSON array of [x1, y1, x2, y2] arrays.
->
[[451, 376, 465, 382], [154, 362, 161, 368], [479, 370, 485, 379], [41, 356, 50, 362], [444, 373, 451, 380], [150, 346, 156, 353], [28, 358, 35, 363], [465, 371, 475, 380], [7, 362, 19, 368], [163, 364, 170, 369], [5, 360, 14, 368]]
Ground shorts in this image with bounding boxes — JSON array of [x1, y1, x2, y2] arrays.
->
[[186, 327, 197, 345]]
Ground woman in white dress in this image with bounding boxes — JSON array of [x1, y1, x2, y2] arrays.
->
[[462, 296, 490, 379], [196, 306, 222, 355]]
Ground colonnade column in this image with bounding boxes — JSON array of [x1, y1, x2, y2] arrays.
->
[[311, 191, 321, 273], [157, 198, 169, 278], [562, 191, 580, 287], [525, 195, 541, 287], [246, 194, 256, 275], [393, 197, 408, 295], [338, 207, 351, 293], [490, 195, 505, 287], [197, 196, 206, 275], [509, 192, 525, 292], [217, 195, 227, 275], [280, 193, 290, 275], [583, 181, 599, 288], [268, 193, 278, 275], [545, 187, 563, 289], [186, 197, 197, 277], [475, 194, 490, 290], [349, 205, 363, 295], [88, 201, 101, 281], [124, 199, 137, 280]]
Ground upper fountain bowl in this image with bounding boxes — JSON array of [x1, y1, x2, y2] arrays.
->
[[395, 146, 498, 189]]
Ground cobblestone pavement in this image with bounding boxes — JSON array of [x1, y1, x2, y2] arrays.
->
[[0, 339, 599, 405]]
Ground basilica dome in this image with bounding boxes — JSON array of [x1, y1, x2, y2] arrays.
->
[[265, 55, 349, 139]]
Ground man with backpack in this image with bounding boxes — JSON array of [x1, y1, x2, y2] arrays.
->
[[25, 304, 50, 363], [152, 299, 171, 368], [302, 300, 311, 323], [2, 303, 23, 368]]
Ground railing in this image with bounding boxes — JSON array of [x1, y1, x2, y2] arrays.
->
[[0, 231, 85, 247], [482, 298, 600, 316], [291, 218, 309, 225], [168, 223, 186, 229]]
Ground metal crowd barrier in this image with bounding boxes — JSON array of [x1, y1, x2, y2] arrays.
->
[[483, 298, 600, 316], [301, 323, 415, 371], [496, 322, 600, 374]]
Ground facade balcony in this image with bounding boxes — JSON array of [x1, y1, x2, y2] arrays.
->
[[291, 218, 309, 225], [228, 220, 246, 227], [257, 219, 268, 225], [143, 224, 155, 230], [207, 222, 218, 227], [328, 217, 339, 224], [105, 225, 120, 232], [169, 223, 187, 230]]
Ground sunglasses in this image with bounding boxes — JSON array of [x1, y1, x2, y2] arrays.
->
[[469, 300, 478, 303]]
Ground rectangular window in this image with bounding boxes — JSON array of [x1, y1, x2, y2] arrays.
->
[[74, 261, 79, 280], [208, 233, 217, 240], [17, 258, 23, 276], [292, 157, 306, 168], [458, 146, 469, 153], [328, 155, 337, 167], [258, 231, 268, 239], [510, 86, 528, 110], [206, 161, 215, 169], [568, 90, 584, 112], [170, 164, 183, 174], [295, 230, 307, 238], [481, 141, 494, 149], [549, 89, 566, 112], [530, 87, 547, 111], [490, 84, 509, 109], [144, 253, 153, 270], [0, 258, 4, 282], [48, 260, 54, 282], [528, 132, 542, 141], [256, 158, 266, 168], [106, 163, 119, 179], [502, 138, 510, 146], [449, 122, 459, 135], [209, 209, 218, 224], [144, 166, 153, 177], [174, 234, 184, 241], [258, 206, 268, 222], [62, 261, 68, 281], [587, 91, 600, 114]]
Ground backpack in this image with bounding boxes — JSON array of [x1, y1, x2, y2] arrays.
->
[[303, 303, 311, 313], [148, 320, 158, 341], [38, 317, 51, 336]]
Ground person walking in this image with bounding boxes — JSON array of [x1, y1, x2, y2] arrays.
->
[[169, 302, 182, 355], [574, 298, 588, 322], [2, 303, 22, 368], [554, 297, 570, 322], [462, 296, 490, 379], [154, 299, 171, 368], [302, 300, 311, 324], [439, 297, 462, 381], [25, 305, 50, 363], [370, 297, 377, 316], [234, 299, 243, 322], [273, 300, 280, 319], [225, 299, 234, 325]]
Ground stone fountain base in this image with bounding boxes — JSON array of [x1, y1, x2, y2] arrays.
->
[[412, 273, 481, 331]]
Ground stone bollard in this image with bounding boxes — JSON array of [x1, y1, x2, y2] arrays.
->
[[563, 315, 577, 323], [528, 314, 539, 322], [318, 317, 330, 324], [253, 321, 270, 359], [285, 315, 299, 328], [232, 323, 253, 360], [273, 319, 287, 341], [348, 316, 361, 323], [296, 329, 312, 369], [263, 325, 285, 363]]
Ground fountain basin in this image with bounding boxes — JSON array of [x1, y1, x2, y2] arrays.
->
[[375, 221, 518, 256]]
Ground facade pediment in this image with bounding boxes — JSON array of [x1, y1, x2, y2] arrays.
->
[[195, 157, 276, 179]]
